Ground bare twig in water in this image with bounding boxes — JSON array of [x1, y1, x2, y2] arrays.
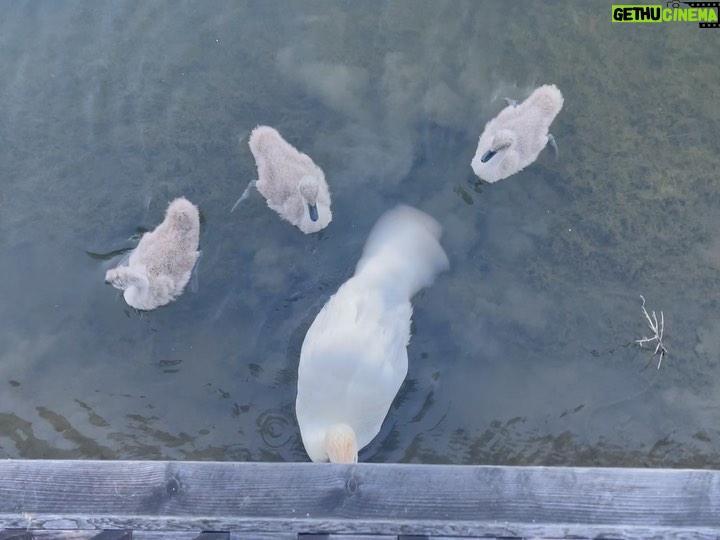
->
[[635, 295, 668, 369]]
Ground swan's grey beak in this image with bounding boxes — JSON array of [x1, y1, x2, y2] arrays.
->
[[104, 279, 111, 285], [308, 203, 319, 222], [480, 150, 496, 163]]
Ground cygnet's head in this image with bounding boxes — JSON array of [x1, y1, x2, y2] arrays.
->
[[299, 175, 320, 222], [166, 197, 200, 231], [481, 129, 515, 163], [325, 423, 358, 463], [105, 267, 143, 291]]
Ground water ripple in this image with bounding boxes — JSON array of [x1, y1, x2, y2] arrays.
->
[[256, 409, 294, 449]]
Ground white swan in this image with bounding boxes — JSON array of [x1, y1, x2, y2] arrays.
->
[[245, 125, 332, 234], [105, 197, 200, 310], [471, 84, 564, 183], [295, 205, 449, 463]]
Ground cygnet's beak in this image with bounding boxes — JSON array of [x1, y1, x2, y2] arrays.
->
[[480, 149, 497, 163], [104, 279, 111, 285], [308, 203, 319, 222]]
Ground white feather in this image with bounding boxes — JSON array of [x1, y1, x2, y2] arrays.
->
[[296, 205, 449, 462]]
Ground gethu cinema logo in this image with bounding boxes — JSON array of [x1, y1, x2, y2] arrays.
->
[[612, 2, 720, 26]]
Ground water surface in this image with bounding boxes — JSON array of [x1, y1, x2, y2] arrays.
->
[[1, 0, 719, 466]]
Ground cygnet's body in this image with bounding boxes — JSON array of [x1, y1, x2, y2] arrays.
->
[[249, 125, 332, 234], [105, 197, 200, 310], [471, 84, 563, 183], [296, 205, 449, 463]]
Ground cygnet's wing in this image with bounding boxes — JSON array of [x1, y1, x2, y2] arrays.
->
[[249, 126, 324, 206], [125, 244, 140, 267], [129, 214, 198, 283], [502, 85, 563, 141], [298, 277, 410, 448], [524, 84, 564, 119], [128, 225, 159, 265]]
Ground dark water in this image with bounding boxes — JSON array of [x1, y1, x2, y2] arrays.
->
[[1, 0, 719, 466]]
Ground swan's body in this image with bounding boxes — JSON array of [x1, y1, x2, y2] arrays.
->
[[471, 84, 563, 183], [249, 125, 332, 234], [105, 197, 200, 310], [296, 205, 449, 463]]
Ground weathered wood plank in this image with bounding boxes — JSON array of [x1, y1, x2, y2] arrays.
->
[[133, 533, 231, 540], [1, 460, 720, 538], [304, 536, 397, 539], [0, 531, 131, 539], [131, 535, 196, 540], [230, 534, 297, 540]]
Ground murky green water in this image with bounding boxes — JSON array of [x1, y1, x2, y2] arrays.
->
[[1, 0, 719, 466]]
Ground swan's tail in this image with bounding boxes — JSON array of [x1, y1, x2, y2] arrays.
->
[[355, 205, 449, 300]]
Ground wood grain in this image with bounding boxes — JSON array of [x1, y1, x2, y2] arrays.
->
[[1, 460, 719, 538], [133, 534, 231, 540], [0, 531, 131, 540]]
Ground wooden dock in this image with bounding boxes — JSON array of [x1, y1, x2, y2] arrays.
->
[[1, 460, 720, 539]]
